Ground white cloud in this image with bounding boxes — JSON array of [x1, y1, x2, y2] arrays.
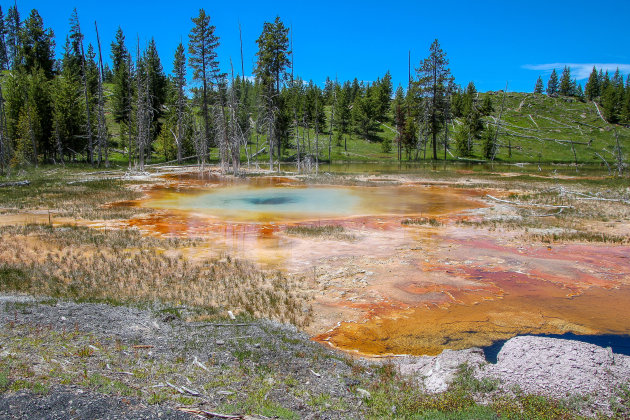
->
[[523, 63, 630, 80]]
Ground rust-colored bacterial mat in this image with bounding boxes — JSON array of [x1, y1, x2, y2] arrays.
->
[[117, 174, 630, 356]]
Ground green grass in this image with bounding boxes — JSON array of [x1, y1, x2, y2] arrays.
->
[[232, 94, 629, 167], [476, 92, 629, 165]]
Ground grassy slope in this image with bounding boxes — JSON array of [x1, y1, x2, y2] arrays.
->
[[241, 92, 630, 165], [98, 83, 629, 166], [480, 92, 629, 164]]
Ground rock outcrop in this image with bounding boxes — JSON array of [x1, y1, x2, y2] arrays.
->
[[396, 335, 630, 414]]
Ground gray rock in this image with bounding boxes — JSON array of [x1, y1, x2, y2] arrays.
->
[[398, 348, 486, 393], [480, 335, 630, 401]]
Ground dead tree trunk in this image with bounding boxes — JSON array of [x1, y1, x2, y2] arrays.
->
[[0, 83, 9, 174], [614, 128, 625, 176], [294, 109, 300, 173], [491, 83, 508, 161], [329, 87, 335, 164], [76, 19, 94, 166], [95, 21, 108, 167], [127, 52, 134, 170]]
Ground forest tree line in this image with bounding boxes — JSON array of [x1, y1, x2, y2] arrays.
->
[[534, 66, 630, 125], [0, 5, 628, 175]]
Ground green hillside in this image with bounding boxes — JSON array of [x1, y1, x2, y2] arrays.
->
[[245, 93, 630, 166], [475, 92, 629, 165]]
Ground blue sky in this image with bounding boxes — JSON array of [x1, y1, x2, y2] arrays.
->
[[6, 0, 630, 92]]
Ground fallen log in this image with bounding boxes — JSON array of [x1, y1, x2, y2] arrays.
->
[[486, 195, 573, 209], [0, 180, 30, 187], [177, 407, 263, 420]]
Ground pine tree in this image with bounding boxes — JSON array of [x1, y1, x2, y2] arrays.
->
[[254, 16, 291, 97], [188, 8, 223, 162], [322, 76, 334, 105], [172, 42, 186, 163], [51, 63, 84, 162], [0, 7, 8, 70], [415, 39, 453, 160], [601, 71, 610, 92], [102, 63, 113, 83], [601, 83, 621, 123], [144, 38, 167, 137], [5, 5, 19, 69], [585, 66, 600, 100], [559, 66, 572, 96], [546, 69, 559, 96], [110, 27, 132, 153], [12, 107, 36, 167], [482, 125, 497, 159], [480, 95, 494, 116], [376, 70, 393, 122], [534, 76, 544, 94], [20, 10, 55, 79], [333, 81, 352, 144], [3, 68, 26, 144], [612, 68, 624, 88], [254, 15, 291, 166], [69, 9, 95, 164], [450, 86, 464, 117], [392, 84, 405, 160], [462, 81, 476, 116], [576, 83, 584, 102], [352, 85, 378, 140]]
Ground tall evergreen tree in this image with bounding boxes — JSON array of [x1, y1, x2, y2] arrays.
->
[[534, 76, 544, 94], [600, 71, 611, 92], [576, 83, 584, 102], [612, 68, 624, 88], [51, 58, 84, 162], [392, 85, 405, 159], [333, 81, 352, 144], [601, 83, 621, 123], [455, 82, 483, 157], [585, 66, 600, 100], [0, 7, 8, 70], [5, 5, 19, 69], [352, 84, 378, 140], [376, 70, 393, 122], [172, 42, 187, 163], [20, 10, 55, 79], [188, 8, 222, 161], [110, 27, 133, 157], [69, 9, 95, 164], [624, 75, 630, 123], [322, 76, 334, 105], [415, 39, 453, 160], [254, 16, 291, 97], [480, 95, 494, 116], [144, 38, 167, 136], [546, 69, 558, 96], [559, 66, 572, 96], [254, 16, 291, 166]]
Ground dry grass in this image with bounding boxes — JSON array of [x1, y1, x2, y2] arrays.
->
[[0, 224, 313, 327], [401, 217, 441, 227], [285, 225, 355, 241], [0, 176, 152, 220], [459, 185, 630, 245]]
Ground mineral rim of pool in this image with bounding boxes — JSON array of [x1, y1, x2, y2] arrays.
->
[[127, 175, 630, 357], [139, 182, 483, 223]]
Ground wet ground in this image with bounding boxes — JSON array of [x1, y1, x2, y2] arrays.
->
[[105, 172, 630, 357]]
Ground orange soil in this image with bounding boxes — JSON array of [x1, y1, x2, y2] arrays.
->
[[113, 174, 630, 356]]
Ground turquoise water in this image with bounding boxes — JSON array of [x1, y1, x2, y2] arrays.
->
[[166, 186, 361, 220]]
